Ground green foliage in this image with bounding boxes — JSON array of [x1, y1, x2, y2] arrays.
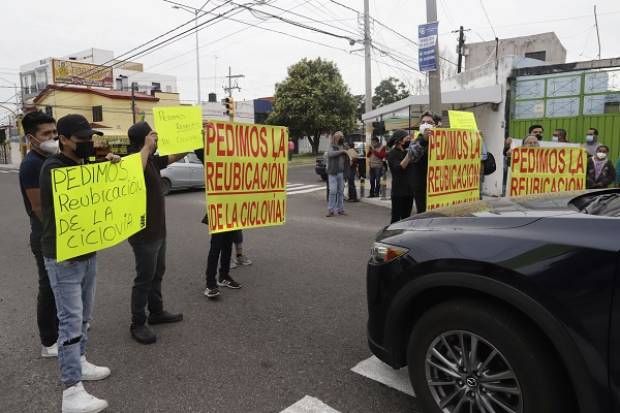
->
[[372, 77, 410, 108]]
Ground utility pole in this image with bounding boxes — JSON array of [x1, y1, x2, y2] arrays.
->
[[194, 8, 202, 104], [131, 82, 137, 124], [594, 5, 602, 60], [452, 26, 470, 73], [223, 66, 244, 121], [426, 0, 442, 115], [364, 0, 372, 146]]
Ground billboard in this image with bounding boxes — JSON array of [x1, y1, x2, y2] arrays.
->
[[52, 59, 113, 88]]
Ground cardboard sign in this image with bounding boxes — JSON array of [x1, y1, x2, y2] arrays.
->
[[152, 106, 204, 155], [508, 147, 587, 196], [448, 110, 478, 130], [426, 128, 482, 210], [204, 120, 288, 233], [51, 154, 147, 261]]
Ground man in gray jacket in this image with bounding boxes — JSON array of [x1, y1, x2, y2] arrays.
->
[[326, 131, 348, 217]]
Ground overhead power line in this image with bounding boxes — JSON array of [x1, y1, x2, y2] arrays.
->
[[479, 0, 497, 38]]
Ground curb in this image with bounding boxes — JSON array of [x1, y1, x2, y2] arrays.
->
[[0, 164, 19, 171]]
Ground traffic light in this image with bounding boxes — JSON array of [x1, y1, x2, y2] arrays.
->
[[372, 120, 385, 136], [223, 97, 235, 118]]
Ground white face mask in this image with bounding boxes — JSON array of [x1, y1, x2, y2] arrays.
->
[[419, 123, 433, 135], [596, 151, 608, 160], [551, 136, 559, 142], [38, 139, 60, 156], [586, 135, 594, 143]]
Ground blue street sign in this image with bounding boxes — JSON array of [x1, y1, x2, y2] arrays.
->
[[418, 21, 439, 72]]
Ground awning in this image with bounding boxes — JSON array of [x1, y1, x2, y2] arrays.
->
[[361, 85, 503, 121]]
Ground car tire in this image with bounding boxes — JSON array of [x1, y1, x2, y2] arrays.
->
[[407, 299, 573, 413], [161, 178, 172, 196]]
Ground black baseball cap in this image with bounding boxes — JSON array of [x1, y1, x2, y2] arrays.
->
[[57, 114, 103, 139], [388, 129, 409, 147], [127, 121, 152, 147]]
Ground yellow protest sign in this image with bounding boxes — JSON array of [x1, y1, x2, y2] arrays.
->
[[152, 106, 204, 155], [204, 120, 288, 234], [448, 110, 478, 130], [426, 128, 482, 210], [51, 153, 147, 261], [508, 146, 587, 196]]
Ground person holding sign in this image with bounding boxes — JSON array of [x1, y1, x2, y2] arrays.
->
[[387, 129, 414, 223], [39, 114, 119, 413], [408, 111, 440, 214], [18, 111, 59, 358], [126, 121, 187, 345], [586, 145, 616, 189]]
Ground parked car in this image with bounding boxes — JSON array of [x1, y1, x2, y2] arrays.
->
[[315, 142, 367, 181], [367, 189, 620, 413], [315, 156, 327, 181], [159, 153, 204, 195]]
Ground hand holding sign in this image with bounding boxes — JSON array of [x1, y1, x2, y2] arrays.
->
[[152, 106, 203, 155]]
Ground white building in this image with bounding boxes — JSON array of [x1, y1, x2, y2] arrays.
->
[[19, 48, 177, 103]]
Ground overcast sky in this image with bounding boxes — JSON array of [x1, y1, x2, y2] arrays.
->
[[1, 0, 619, 117]]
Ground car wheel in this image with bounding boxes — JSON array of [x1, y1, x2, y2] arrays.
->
[[161, 178, 172, 196], [407, 299, 573, 413]]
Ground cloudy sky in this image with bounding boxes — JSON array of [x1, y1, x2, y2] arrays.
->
[[1, 0, 619, 117]]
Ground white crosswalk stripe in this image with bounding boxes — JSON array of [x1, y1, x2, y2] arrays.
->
[[286, 182, 325, 196], [279, 396, 341, 413], [0, 169, 17, 174], [351, 356, 415, 397]]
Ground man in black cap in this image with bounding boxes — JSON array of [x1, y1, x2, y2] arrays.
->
[[39, 114, 119, 413], [387, 129, 415, 223], [126, 121, 187, 345]]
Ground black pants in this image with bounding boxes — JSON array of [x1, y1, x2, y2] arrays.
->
[[130, 238, 166, 326], [205, 231, 234, 289], [347, 170, 357, 200], [231, 229, 243, 245], [369, 167, 383, 196], [31, 235, 58, 347], [391, 195, 414, 223], [414, 188, 427, 214]]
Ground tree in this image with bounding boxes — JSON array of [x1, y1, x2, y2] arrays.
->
[[372, 77, 410, 109], [267, 58, 357, 155]]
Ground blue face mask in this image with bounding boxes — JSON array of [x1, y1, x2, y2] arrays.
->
[[586, 135, 594, 143]]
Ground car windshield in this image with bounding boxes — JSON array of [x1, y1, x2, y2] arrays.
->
[[569, 190, 620, 216]]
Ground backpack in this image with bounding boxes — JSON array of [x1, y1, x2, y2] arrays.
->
[[483, 152, 497, 175]]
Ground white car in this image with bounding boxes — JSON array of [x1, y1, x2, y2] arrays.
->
[[159, 153, 204, 195]]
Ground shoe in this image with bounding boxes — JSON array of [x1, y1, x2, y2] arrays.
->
[[62, 382, 108, 413], [148, 310, 183, 325], [41, 342, 58, 358], [236, 255, 253, 266], [326, 212, 335, 217], [130, 324, 157, 345], [338, 211, 347, 215], [204, 287, 221, 299], [80, 356, 111, 381], [217, 276, 242, 289]]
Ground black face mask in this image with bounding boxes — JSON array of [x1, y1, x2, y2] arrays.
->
[[74, 141, 95, 160], [402, 141, 411, 149]]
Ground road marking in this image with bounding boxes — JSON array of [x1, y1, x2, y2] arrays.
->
[[351, 356, 415, 397], [0, 169, 17, 174], [280, 396, 341, 413], [287, 183, 325, 195]]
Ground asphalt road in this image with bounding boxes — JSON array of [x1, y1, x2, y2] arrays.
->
[[0, 164, 420, 413]]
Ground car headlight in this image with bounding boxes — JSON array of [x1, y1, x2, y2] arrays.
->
[[370, 242, 409, 263]]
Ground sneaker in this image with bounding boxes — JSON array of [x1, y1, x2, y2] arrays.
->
[[130, 324, 157, 345], [41, 343, 58, 358], [338, 211, 347, 215], [148, 310, 183, 325], [80, 356, 111, 381], [236, 255, 253, 266], [217, 276, 242, 289], [204, 287, 221, 299], [62, 382, 108, 413], [326, 212, 335, 217]]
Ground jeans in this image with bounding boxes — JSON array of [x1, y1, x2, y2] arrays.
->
[[45, 256, 97, 387], [347, 170, 357, 200], [391, 195, 414, 223], [129, 238, 166, 326], [30, 230, 58, 347], [328, 173, 344, 213], [205, 231, 234, 289], [369, 167, 383, 196]]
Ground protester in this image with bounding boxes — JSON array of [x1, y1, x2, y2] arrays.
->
[[407, 111, 439, 214], [230, 230, 252, 269], [367, 136, 386, 197], [586, 145, 615, 189], [584, 127, 604, 156], [552, 128, 568, 143], [288, 138, 295, 161], [344, 142, 359, 202], [502, 137, 513, 196], [387, 129, 414, 223], [523, 135, 540, 147], [125, 122, 185, 345], [528, 124, 544, 141], [39, 114, 116, 413], [325, 131, 348, 217], [18, 111, 60, 358]]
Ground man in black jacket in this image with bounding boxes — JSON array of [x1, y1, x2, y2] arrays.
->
[[387, 129, 414, 223], [407, 111, 441, 214]]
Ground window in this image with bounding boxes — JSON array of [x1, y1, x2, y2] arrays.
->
[[92, 106, 103, 122], [187, 153, 202, 164], [45, 106, 53, 116], [151, 82, 161, 91], [524, 51, 546, 61]]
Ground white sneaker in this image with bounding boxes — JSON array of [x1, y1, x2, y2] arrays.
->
[[80, 356, 111, 381], [41, 343, 58, 358], [62, 382, 108, 413]]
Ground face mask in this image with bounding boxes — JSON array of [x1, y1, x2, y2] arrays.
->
[[551, 136, 559, 142], [586, 135, 594, 143], [74, 140, 95, 160], [596, 152, 607, 160], [419, 123, 433, 135], [402, 141, 411, 149], [39, 139, 59, 156]]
